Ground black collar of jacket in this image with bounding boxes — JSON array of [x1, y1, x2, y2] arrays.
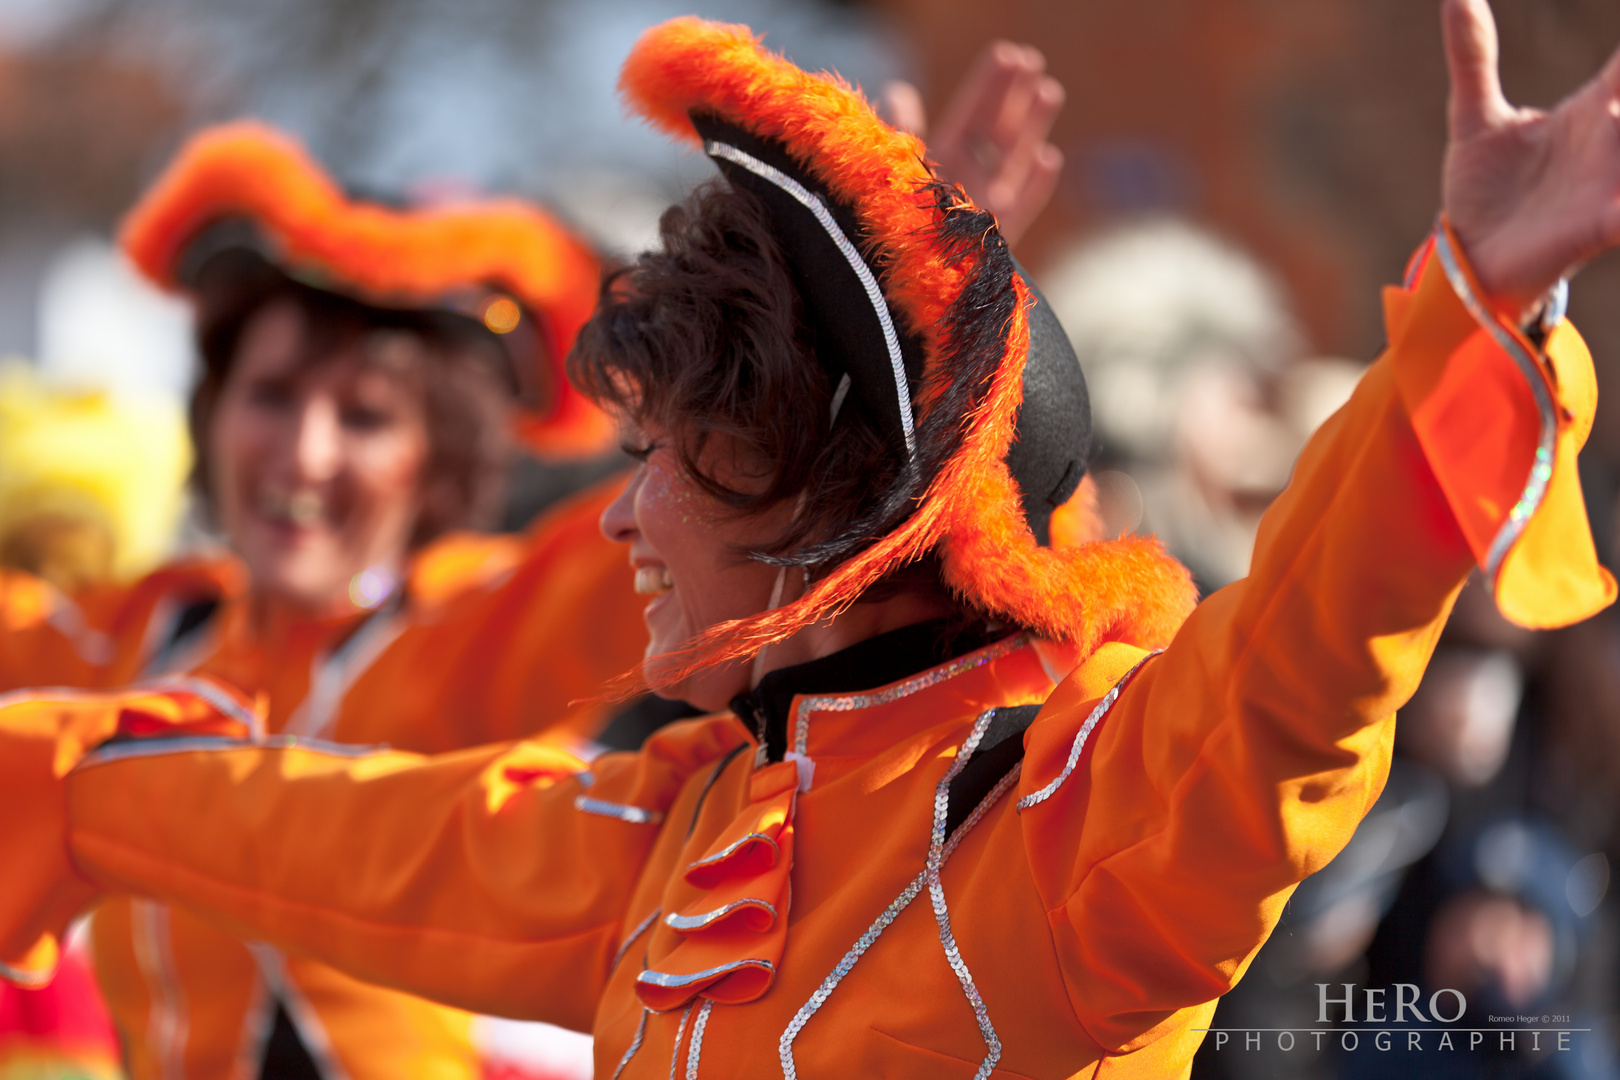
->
[[730, 618, 1007, 763]]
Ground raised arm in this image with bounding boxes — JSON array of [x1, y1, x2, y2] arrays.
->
[[1017, 0, 1618, 1053], [0, 681, 748, 1027]]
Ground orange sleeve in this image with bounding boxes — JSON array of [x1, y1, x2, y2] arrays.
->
[[51, 713, 747, 1028], [0, 570, 126, 689], [333, 472, 646, 751], [1390, 222, 1613, 626], [0, 680, 257, 987], [0, 559, 242, 692], [1015, 233, 1610, 1055]]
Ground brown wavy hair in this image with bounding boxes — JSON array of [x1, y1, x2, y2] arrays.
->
[[567, 180, 907, 573]]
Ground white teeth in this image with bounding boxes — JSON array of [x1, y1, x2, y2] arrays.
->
[[287, 491, 323, 526], [634, 566, 674, 596], [260, 490, 326, 527]]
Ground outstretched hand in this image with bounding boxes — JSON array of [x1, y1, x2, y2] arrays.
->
[[881, 41, 1065, 246], [1443, 0, 1620, 314]]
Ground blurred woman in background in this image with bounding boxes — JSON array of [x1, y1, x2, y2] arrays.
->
[[0, 121, 650, 1079]]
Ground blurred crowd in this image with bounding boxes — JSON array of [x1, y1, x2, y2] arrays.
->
[[0, 1, 1617, 1079]]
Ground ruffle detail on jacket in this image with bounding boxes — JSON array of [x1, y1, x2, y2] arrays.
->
[[634, 758, 798, 1011]]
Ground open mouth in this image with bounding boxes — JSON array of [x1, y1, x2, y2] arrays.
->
[[258, 489, 329, 530], [634, 565, 674, 596]]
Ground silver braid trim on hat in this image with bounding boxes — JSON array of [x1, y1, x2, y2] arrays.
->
[[705, 139, 914, 459]]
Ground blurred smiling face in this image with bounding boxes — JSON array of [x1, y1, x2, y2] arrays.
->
[[599, 419, 792, 710], [209, 298, 431, 613]]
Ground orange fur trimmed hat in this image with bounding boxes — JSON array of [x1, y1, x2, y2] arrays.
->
[[120, 121, 611, 458], [617, 18, 1195, 679]]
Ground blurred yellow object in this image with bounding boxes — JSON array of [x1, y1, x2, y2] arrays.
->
[[0, 362, 190, 590]]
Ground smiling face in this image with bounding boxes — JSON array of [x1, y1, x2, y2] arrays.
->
[[599, 421, 795, 710], [208, 298, 431, 614]]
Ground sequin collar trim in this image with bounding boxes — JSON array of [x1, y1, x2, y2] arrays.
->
[[792, 634, 1028, 756]]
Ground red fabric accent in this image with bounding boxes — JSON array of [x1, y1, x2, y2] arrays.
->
[[637, 760, 798, 1011], [0, 949, 118, 1053]]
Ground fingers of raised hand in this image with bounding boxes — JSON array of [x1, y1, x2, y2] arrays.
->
[[995, 143, 1064, 246], [987, 72, 1064, 201], [933, 43, 1056, 177], [1442, 0, 1512, 139], [925, 40, 1065, 243], [879, 79, 928, 136], [977, 65, 1064, 243], [932, 40, 1036, 152]]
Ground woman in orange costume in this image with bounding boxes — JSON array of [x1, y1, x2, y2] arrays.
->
[[0, 122, 651, 1078], [2, 2, 1619, 1077]]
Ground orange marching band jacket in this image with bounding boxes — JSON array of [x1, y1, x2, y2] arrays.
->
[[0, 209, 1611, 1080]]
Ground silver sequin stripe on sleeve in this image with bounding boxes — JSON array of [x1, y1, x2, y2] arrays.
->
[[1431, 227, 1560, 587], [779, 709, 1023, 1078], [575, 796, 666, 825], [704, 139, 914, 460], [78, 732, 388, 769], [1016, 652, 1159, 811]]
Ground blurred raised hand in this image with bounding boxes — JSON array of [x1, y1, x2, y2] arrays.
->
[[1443, 0, 1620, 314], [882, 41, 1065, 247]]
